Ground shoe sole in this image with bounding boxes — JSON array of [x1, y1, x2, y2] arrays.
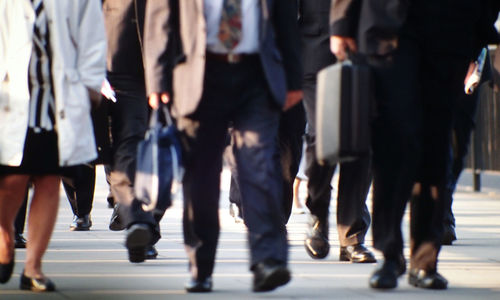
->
[[408, 274, 448, 290], [253, 268, 291, 292], [126, 225, 151, 263], [339, 254, 377, 263], [369, 278, 397, 289], [69, 226, 91, 232]]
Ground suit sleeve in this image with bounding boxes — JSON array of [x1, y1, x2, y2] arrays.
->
[[77, 0, 107, 92], [273, 0, 303, 91], [329, 0, 362, 37], [143, 0, 174, 96], [475, 0, 500, 55]]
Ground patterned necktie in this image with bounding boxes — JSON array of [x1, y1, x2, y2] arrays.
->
[[218, 0, 242, 51]]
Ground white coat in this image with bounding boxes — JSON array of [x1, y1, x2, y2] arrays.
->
[[0, 0, 106, 167]]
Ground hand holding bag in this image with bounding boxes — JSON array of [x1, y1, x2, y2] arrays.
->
[[134, 104, 184, 212]]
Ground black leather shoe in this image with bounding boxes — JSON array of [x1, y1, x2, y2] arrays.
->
[[14, 233, 27, 249], [252, 260, 291, 292], [20, 272, 56, 292], [442, 224, 457, 245], [409, 268, 448, 289], [125, 224, 151, 263], [145, 245, 158, 259], [109, 204, 126, 231], [107, 194, 114, 209], [69, 214, 92, 231], [185, 277, 213, 293], [304, 215, 329, 259], [340, 244, 377, 263], [369, 255, 406, 289], [0, 256, 14, 284]]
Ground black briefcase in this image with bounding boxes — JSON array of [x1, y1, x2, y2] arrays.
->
[[315, 59, 373, 165]]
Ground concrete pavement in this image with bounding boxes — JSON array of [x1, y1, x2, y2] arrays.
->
[[0, 166, 499, 299]]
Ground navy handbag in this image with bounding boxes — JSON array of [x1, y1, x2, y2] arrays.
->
[[134, 104, 183, 212]]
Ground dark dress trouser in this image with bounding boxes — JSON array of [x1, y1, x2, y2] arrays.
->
[[369, 30, 469, 270], [227, 103, 306, 222], [106, 77, 163, 244], [180, 56, 288, 280], [443, 58, 490, 228], [62, 165, 96, 218]]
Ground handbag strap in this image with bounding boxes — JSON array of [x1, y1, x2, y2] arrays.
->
[[149, 103, 174, 129]]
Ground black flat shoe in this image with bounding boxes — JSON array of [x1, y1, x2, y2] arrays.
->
[[20, 272, 56, 292], [304, 215, 330, 259], [340, 244, 377, 263], [0, 257, 14, 284], [252, 260, 291, 292], [69, 214, 92, 231], [185, 277, 213, 293], [369, 255, 406, 289], [15, 233, 27, 249], [409, 268, 448, 289]]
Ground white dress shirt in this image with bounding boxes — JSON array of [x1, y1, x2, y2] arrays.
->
[[204, 0, 260, 54]]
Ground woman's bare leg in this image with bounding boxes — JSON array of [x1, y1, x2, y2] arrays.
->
[[24, 175, 60, 278], [0, 175, 30, 264]]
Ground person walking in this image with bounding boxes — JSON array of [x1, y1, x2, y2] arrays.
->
[[329, 0, 500, 290], [102, 0, 167, 262], [298, 0, 376, 264], [144, 0, 303, 293], [0, 0, 106, 292]]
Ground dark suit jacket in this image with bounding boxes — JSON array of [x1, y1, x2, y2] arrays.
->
[[329, 0, 499, 59], [143, 0, 303, 117], [102, 0, 147, 80], [298, 0, 336, 77]]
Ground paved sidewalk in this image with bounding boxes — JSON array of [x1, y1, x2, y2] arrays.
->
[[0, 167, 499, 299]]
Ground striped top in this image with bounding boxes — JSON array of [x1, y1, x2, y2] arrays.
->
[[28, 0, 56, 132]]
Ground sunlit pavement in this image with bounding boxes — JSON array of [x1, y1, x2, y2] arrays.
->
[[1, 166, 499, 299]]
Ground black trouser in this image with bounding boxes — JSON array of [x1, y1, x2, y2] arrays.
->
[[107, 76, 162, 244], [443, 66, 486, 227], [370, 30, 469, 270], [180, 56, 287, 280], [62, 164, 96, 217], [302, 75, 372, 247], [14, 190, 29, 236], [227, 103, 306, 222]]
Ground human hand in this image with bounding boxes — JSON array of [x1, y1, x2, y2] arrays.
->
[[149, 92, 170, 109], [464, 61, 477, 86], [283, 90, 303, 111], [330, 36, 357, 61], [88, 88, 102, 109]]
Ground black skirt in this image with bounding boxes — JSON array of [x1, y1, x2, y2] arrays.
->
[[0, 128, 61, 175]]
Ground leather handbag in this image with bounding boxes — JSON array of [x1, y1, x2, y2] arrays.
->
[[134, 104, 183, 212], [315, 58, 373, 165]]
